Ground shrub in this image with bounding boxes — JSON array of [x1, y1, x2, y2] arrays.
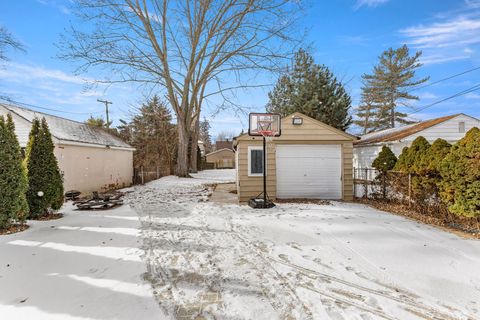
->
[[372, 145, 397, 172], [24, 118, 64, 217], [0, 114, 29, 229], [394, 136, 430, 173], [439, 128, 480, 217]]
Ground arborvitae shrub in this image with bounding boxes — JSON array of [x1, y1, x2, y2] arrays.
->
[[440, 128, 480, 217], [372, 145, 397, 172], [24, 117, 64, 217], [0, 114, 29, 229], [394, 136, 431, 173]]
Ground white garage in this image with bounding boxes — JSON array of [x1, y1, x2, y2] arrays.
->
[[276, 144, 342, 199]]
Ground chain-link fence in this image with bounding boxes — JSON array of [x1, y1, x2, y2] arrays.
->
[[354, 167, 480, 232], [133, 166, 172, 185]]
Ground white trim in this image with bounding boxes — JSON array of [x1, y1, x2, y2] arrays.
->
[[247, 145, 266, 177], [57, 140, 136, 151]]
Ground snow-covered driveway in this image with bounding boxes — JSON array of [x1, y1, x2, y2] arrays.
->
[[126, 169, 480, 320], [0, 203, 161, 319]]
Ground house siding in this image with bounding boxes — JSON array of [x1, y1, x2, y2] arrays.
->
[[236, 113, 355, 203], [55, 144, 133, 193], [353, 115, 480, 169], [206, 149, 235, 168]]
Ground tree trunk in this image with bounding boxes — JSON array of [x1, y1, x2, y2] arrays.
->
[[189, 118, 200, 173], [176, 119, 190, 177]]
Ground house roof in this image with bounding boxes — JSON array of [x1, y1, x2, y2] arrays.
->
[[206, 148, 234, 157], [215, 140, 233, 150], [1, 103, 133, 149], [355, 114, 466, 146]]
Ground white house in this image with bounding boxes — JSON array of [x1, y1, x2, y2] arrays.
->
[[353, 113, 480, 169], [0, 103, 135, 194]]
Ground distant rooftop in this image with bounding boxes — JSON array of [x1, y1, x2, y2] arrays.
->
[[355, 114, 466, 146], [1, 103, 133, 149]]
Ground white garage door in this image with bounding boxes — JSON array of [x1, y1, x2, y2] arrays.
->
[[276, 145, 342, 199]]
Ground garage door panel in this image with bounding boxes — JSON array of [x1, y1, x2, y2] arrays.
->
[[276, 145, 342, 199]]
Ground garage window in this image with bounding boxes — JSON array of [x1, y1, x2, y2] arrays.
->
[[248, 146, 265, 176]]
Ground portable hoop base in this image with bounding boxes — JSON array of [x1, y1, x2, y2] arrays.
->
[[248, 197, 275, 209]]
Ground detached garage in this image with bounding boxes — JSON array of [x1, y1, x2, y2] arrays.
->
[[234, 112, 357, 203]]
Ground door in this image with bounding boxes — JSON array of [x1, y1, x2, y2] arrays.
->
[[276, 145, 342, 199]]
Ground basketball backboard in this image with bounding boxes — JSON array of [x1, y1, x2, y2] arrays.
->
[[248, 113, 281, 137]]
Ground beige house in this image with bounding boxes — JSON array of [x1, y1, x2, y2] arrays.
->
[[234, 112, 357, 203], [0, 103, 135, 194], [206, 148, 235, 169]]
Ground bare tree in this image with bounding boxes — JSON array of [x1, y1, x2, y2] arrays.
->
[[0, 26, 25, 62], [59, 0, 303, 176], [216, 130, 237, 141]]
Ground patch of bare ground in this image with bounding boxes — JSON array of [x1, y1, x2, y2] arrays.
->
[[33, 213, 64, 221], [275, 199, 331, 205], [0, 224, 29, 235], [356, 199, 480, 240]]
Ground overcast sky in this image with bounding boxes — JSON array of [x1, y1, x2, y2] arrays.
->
[[1, 0, 479, 138]]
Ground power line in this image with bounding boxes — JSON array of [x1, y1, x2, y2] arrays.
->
[[0, 98, 104, 115], [409, 83, 480, 115], [408, 66, 480, 93]]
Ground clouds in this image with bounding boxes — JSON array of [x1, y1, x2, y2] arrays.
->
[[354, 0, 389, 10], [400, 1, 480, 65]]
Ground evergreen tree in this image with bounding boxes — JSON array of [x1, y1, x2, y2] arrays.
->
[[130, 95, 177, 173], [394, 137, 430, 173], [266, 49, 352, 131], [360, 45, 429, 129], [199, 118, 213, 153], [24, 117, 64, 217], [372, 146, 397, 172], [0, 114, 29, 229], [439, 128, 480, 217], [41, 118, 64, 210], [85, 115, 110, 128]]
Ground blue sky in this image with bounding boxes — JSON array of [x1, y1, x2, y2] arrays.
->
[[1, 0, 479, 138]]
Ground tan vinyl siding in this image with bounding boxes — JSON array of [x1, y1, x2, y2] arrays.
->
[[206, 149, 235, 168], [236, 113, 356, 203]]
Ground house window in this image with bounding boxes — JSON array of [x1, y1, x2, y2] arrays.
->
[[459, 121, 465, 133], [248, 146, 265, 176]]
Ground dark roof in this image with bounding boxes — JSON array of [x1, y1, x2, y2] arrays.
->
[[2, 103, 133, 149], [215, 140, 233, 150], [355, 114, 461, 146]]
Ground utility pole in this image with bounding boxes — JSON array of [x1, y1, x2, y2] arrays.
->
[[97, 99, 112, 128]]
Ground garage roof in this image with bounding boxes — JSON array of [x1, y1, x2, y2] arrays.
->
[[1, 103, 133, 149]]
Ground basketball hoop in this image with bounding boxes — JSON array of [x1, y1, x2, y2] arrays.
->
[[247, 113, 282, 209]]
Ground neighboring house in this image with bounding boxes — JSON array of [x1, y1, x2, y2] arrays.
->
[[234, 112, 357, 203], [0, 103, 135, 194], [353, 113, 480, 169], [198, 140, 205, 156], [215, 139, 233, 151], [205, 148, 235, 169]]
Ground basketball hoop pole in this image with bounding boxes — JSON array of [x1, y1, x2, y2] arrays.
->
[[263, 135, 267, 206]]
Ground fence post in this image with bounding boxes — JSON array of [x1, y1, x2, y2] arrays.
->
[[382, 172, 386, 200], [364, 168, 368, 199], [141, 166, 144, 185], [353, 168, 356, 198], [156, 166, 159, 179], [408, 173, 412, 208]]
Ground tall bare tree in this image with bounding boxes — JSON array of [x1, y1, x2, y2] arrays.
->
[[0, 26, 25, 62], [59, 0, 303, 176]]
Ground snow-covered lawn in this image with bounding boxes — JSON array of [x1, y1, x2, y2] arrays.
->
[[125, 169, 480, 319], [1, 169, 479, 319], [0, 203, 161, 319]]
